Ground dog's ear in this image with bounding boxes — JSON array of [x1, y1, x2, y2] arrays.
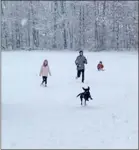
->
[[82, 87, 85, 91], [88, 86, 90, 90]]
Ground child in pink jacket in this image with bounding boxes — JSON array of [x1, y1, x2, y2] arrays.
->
[[39, 59, 51, 87]]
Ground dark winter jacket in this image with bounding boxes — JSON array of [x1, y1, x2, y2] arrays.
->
[[75, 55, 87, 70]]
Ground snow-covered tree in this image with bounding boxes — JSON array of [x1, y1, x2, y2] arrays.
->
[[1, 1, 138, 51]]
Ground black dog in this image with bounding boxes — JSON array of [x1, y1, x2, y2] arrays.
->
[[77, 86, 93, 106]]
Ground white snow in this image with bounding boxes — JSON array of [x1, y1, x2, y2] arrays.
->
[[1, 51, 138, 149], [21, 18, 28, 26]]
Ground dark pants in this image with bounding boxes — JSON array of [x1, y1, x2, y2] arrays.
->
[[42, 76, 47, 85], [77, 69, 85, 83]]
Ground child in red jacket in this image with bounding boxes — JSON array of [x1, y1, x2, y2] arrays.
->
[[97, 61, 104, 71]]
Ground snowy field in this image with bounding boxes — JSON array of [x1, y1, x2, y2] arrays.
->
[[1, 51, 138, 149]]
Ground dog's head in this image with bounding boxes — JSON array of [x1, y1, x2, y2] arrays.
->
[[82, 86, 90, 92]]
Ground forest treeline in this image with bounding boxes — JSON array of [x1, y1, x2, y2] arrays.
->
[[1, 1, 138, 51]]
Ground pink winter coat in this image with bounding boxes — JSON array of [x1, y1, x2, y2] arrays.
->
[[39, 65, 51, 77]]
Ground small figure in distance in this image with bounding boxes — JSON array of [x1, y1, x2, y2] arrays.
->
[[97, 61, 104, 71], [39, 59, 51, 87]]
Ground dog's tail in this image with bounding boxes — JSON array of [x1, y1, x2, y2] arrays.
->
[[77, 93, 81, 97]]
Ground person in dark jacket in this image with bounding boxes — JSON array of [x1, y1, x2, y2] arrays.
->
[[75, 50, 87, 83]]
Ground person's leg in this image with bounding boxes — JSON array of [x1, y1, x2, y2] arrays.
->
[[76, 70, 81, 79], [45, 77, 47, 86], [43, 77, 47, 86], [81, 69, 85, 83], [41, 76, 45, 85], [78, 70, 81, 78]]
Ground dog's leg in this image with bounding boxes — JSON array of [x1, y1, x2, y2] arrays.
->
[[84, 100, 86, 106], [90, 95, 93, 100], [89, 93, 93, 100], [80, 97, 83, 105]]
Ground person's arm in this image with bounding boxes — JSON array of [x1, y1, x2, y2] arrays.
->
[[102, 64, 105, 71], [39, 66, 43, 76], [75, 56, 79, 66], [48, 66, 51, 76], [84, 56, 87, 64]]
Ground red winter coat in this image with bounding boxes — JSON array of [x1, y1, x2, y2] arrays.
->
[[97, 63, 104, 70]]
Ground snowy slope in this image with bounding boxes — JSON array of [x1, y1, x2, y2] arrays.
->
[[1, 51, 138, 149]]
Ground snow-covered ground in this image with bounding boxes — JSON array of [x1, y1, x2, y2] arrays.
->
[[1, 51, 138, 149]]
